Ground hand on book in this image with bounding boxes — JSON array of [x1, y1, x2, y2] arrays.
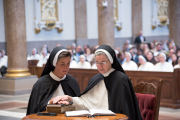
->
[[49, 95, 73, 104]]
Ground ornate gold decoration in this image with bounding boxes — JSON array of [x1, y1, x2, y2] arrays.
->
[[5, 69, 31, 78], [152, 25, 157, 30], [114, 0, 118, 22], [160, 19, 167, 25], [57, 28, 63, 33], [157, 0, 168, 25], [35, 28, 41, 34], [45, 21, 56, 29], [117, 26, 122, 31]]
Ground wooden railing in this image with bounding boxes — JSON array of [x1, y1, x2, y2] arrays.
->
[[28, 66, 180, 109]]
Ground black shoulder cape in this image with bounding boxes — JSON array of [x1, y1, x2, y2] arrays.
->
[[27, 74, 81, 115], [80, 70, 142, 120]]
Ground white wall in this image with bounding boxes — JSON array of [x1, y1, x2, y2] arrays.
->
[[0, 0, 5, 42], [25, 0, 75, 41], [86, 0, 98, 39], [142, 0, 169, 36], [114, 0, 132, 38]]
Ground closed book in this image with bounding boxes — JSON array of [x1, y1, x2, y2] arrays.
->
[[46, 103, 74, 114]]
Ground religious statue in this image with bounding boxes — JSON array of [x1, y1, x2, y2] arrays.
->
[[41, 0, 57, 21], [157, 0, 168, 20]]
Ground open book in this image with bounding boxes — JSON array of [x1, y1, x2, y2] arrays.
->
[[65, 109, 116, 117]]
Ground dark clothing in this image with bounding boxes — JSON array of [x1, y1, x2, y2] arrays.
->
[[80, 45, 142, 120], [134, 36, 146, 44], [27, 74, 81, 115], [148, 58, 157, 65], [132, 55, 139, 64], [80, 70, 142, 120], [0, 65, 7, 77], [27, 46, 81, 115]]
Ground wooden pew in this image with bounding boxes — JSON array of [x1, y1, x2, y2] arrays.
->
[[28, 67, 180, 109]]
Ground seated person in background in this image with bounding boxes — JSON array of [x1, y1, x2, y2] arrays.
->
[[122, 52, 138, 71], [177, 48, 180, 58], [117, 51, 126, 64], [37, 50, 48, 67], [0, 53, 7, 77], [171, 53, 178, 67], [67, 48, 78, 68], [138, 55, 155, 71], [28, 48, 40, 60], [153, 42, 163, 57], [0, 49, 8, 61], [174, 58, 180, 69], [52, 45, 142, 120], [40, 45, 50, 58], [70, 57, 78, 68], [77, 55, 91, 69], [85, 47, 94, 62], [155, 53, 174, 72], [90, 58, 97, 69], [147, 51, 157, 65], [167, 48, 175, 63], [74, 46, 84, 62], [129, 47, 139, 64], [27, 46, 81, 115]]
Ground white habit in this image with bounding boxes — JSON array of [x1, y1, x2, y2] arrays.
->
[[73, 68, 115, 110], [138, 62, 155, 71], [174, 64, 180, 69], [77, 61, 91, 69], [70, 60, 78, 68], [122, 61, 138, 71], [155, 62, 174, 72], [49, 72, 65, 99], [37, 56, 47, 67]]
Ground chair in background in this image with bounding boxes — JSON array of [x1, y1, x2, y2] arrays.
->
[[28, 60, 39, 67], [133, 80, 163, 120], [28, 60, 39, 75]]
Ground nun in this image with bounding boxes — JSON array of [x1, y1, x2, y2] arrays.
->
[[122, 52, 138, 71], [138, 55, 155, 71], [53, 45, 142, 120], [155, 52, 174, 72], [27, 46, 81, 115]]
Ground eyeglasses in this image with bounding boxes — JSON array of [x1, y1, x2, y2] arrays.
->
[[95, 61, 109, 66]]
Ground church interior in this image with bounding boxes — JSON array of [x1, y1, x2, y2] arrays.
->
[[0, 0, 180, 120]]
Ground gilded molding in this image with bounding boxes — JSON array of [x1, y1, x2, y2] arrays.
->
[[5, 69, 31, 78]]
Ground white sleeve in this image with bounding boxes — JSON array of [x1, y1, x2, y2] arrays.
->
[[73, 97, 88, 110]]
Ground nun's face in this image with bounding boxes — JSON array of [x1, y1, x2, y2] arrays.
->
[[139, 58, 145, 65], [159, 54, 165, 63], [125, 54, 131, 62], [95, 55, 111, 74], [53, 56, 71, 78]]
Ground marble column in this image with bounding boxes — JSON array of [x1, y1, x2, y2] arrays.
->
[[74, 0, 87, 44], [132, 0, 142, 38], [4, 0, 31, 77], [169, 0, 180, 47], [97, 0, 114, 49]]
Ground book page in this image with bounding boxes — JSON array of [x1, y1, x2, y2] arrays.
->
[[89, 109, 116, 116], [65, 110, 91, 117]]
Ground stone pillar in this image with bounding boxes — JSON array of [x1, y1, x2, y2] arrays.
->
[[74, 0, 87, 45], [169, 0, 180, 47], [4, 0, 31, 77], [97, 0, 114, 49], [132, 0, 142, 38]]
